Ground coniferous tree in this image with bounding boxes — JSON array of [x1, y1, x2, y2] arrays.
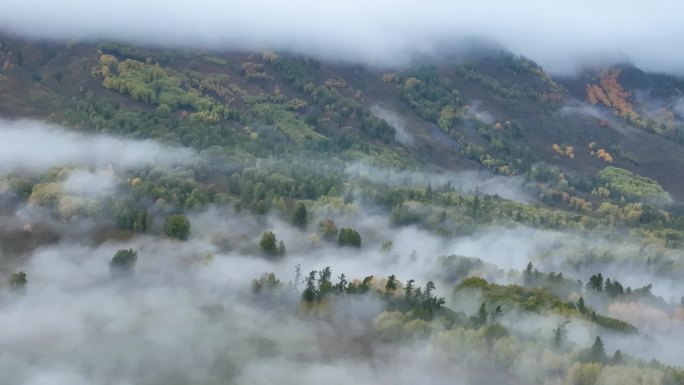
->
[[335, 273, 347, 295], [577, 297, 586, 314], [109, 249, 138, 276], [404, 279, 415, 301], [475, 303, 488, 326], [588, 336, 606, 363], [385, 274, 398, 296], [292, 202, 308, 229], [552, 320, 570, 348]]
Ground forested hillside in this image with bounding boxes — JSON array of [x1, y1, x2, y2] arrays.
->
[[1, 31, 684, 385]]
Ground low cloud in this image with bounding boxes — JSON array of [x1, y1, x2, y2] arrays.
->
[[0, 119, 196, 174], [1, 0, 683, 74]]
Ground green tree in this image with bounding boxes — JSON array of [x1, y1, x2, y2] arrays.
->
[[385, 274, 398, 296], [588, 336, 606, 363], [335, 273, 348, 295], [587, 273, 604, 291], [163, 214, 190, 240], [612, 350, 623, 364], [404, 279, 415, 299], [8, 271, 27, 292], [251, 272, 281, 295], [475, 302, 488, 326], [302, 270, 317, 302], [338, 227, 361, 248], [577, 297, 586, 314], [292, 202, 308, 229], [109, 248, 138, 275], [317, 267, 333, 298], [553, 320, 570, 348], [260, 231, 284, 258], [156, 104, 172, 118]]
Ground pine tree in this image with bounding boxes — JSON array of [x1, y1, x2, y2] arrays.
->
[[476, 303, 488, 326], [552, 320, 570, 348], [335, 274, 348, 295], [588, 336, 606, 363], [577, 297, 586, 314], [612, 350, 623, 364], [524, 262, 534, 286], [404, 279, 415, 300]]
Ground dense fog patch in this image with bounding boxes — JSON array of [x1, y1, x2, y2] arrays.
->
[[0, 119, 196, 173]]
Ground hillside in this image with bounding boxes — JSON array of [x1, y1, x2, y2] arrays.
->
[[2, 31, 684, 385], [1, 34, 684, 201]]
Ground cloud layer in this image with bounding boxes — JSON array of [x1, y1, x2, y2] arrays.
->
[[1, 0, 683, 74]]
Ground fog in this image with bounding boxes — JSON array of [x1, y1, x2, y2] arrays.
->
[[0, 119, 196, 173], [3, 201, 684, 383], [345, 161, 533, 203], [4, 200, 684, 383], [1, 119, 684, 383], [369, 105, 415, 147], [1, 1, 683, 74]]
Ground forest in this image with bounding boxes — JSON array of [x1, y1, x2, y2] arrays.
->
[[0, 19, 684, 385]]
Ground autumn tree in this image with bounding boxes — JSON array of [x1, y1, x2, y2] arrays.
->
[[318, 218, 339, 241]]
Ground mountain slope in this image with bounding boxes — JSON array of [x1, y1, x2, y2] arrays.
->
[[1, 33, 684, 204]]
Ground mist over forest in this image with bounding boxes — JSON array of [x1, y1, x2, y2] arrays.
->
[[1, 2, 684, 384]]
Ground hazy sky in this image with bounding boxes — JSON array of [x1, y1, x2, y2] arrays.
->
[[0, 0, 682, 74]]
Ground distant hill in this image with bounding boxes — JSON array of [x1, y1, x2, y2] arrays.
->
[[1, 33, 683, 203]]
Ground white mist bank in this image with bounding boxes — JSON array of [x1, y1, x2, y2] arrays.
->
[[0, 119, 196, 174], [2, 0, 684, 74]]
